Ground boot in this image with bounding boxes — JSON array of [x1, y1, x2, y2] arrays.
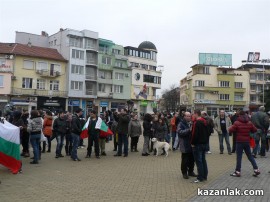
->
[[65, 145, 69, 156], [42, 142, 46, 153], [69, 145, 72, 156]]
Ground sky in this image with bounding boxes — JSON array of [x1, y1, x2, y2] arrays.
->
[[1, 0, 270, 95]]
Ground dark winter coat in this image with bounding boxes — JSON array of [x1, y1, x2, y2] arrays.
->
[[153, 123, 167, 140], [191, 117, 208, 145], [71, 114, 82, 135], [251, 111, 269, 131], [117, 114, 130, 135], [177, 119, 192, 153], [143, 121, 152, 137], [53, 117, 67, 135], [229, 115, 257, 143]]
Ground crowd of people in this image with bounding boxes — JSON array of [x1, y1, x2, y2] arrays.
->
[[1, 105, 270, 183]]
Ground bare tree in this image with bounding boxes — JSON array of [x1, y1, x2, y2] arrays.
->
[[160, 84, 180, 112]]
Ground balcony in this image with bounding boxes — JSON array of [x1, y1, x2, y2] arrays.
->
[[98, 64, 113, 71], [85, 89, 97, 96], [97, 78, 113, 84], [86, 59, 97, 66], [11, 88, 68, 97], [36, 70, 61, 77], [85, 74, 97, 81], [97, 92, 113, 98], [250, 80, 256, 84], [192, 86, 205, 91]]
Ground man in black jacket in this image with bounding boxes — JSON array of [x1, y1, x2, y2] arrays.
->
[[53, 110, 67, 158], [114, 108, 130, 157], [71, 108, 83, 161], [191, 109, 209, 183]]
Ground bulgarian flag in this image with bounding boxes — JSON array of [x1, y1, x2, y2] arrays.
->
[[80, 117, 113, 139], [0, 120, 22, 174]]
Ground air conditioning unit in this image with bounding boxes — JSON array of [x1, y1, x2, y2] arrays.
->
[[55, 71, 60, 76], [5, 55, 13, 59], [11, 76, 16, 80], [125, 73, 129, 77]]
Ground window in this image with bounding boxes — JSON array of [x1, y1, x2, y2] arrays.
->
[[71, 65, 84, 74], [257, 74, 263, 80], [235, 82, 243, 88], [102, 57, 111, 65], [235, 93, 243, 101], [99, 71, 105, 79], [250, 95, 257, 102], [219, 94, 230, 100], [203, 67, 210, 74], [99, 45, 109, 53], [37, 62, 48, 71], [112, 49, 121, 55], [141, 64, 148, 69], [37, 79, 45, 90], [0, 75, 3, 87], [195, 80, 205, 87], [71, 81, 83, 90], [250, 74, 256, 80], [98, 84, 106, 92], [251, 85, 256, 91], [219, 81, 230, 87], [50, 80, 59, 91], [153, 89, 156, 96], [54, 40, 56, 45], [85, 38, 95, 49], [115, 61, 123, 68], [195, 93, 204, 100], [114, 85, 123, 93], [22, 78, 33, 88], [71, 49, 84, 59], [115, 73, 124, 80], [0, 58, 6, 65], [69, 37, 82, 48], [23, 60, 34, 69]]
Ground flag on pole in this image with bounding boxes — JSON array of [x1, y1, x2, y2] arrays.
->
[[0, 120, 22, 174], [80, 117, 90, 139]]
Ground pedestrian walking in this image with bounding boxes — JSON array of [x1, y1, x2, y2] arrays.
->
[[128, 114, 142, 152]]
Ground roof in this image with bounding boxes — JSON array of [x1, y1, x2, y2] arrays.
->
[[138, 41, 157, 51], [0, 43, 67, 62]]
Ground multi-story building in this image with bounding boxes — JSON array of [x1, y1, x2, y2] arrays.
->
[[0, 43, 67, 112], [0, 54, 13, 109], [239, 60, 270, 110], [16, 29, 99, 113], [181, 64, 249, 116], [97, 38, 131, 113], [124, 41, 161, 114]]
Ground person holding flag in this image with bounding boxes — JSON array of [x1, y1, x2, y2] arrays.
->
[[85, 110, 101, 159]]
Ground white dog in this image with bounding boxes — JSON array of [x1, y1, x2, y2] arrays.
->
[[152, 138, 170, 157]]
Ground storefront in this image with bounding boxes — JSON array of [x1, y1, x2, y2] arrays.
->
[[100, 101, 109, 114], [37, 96, 66, 112], [11, 97, 37, 112], [140, 100, 148, 114], [68, 99, 80, 114], [111, 102, 126, 112]]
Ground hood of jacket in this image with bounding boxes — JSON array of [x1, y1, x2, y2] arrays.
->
[[237, 114, 249, 123]]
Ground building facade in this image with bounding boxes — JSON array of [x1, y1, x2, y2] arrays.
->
[[0, 43, 67, 112], [124, 41, 161, 114], [239, 61, 270, 111], [181, 64, 249, 117]]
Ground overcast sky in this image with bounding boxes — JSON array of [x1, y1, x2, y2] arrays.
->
[[1, 0, 270, 94]]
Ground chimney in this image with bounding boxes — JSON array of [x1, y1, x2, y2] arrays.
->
[[41, 31, 48, 37], [60, 28, 64, 31]]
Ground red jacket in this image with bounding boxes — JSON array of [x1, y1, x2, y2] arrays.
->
[[229, 115, 257, 143]]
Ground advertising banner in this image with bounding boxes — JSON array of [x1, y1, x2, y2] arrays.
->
[[199, 53, 232, 66]]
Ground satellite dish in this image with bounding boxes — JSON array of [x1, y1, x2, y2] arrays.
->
[[9, 55, 13, 59]]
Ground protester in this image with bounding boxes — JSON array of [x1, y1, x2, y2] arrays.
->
[[229, 110, 260, 177], [53, 110, 67, 158], [128, 113, 142, 152], [230, 109, 240, 153], [191, 109, 209, 183], [111, 111, 119, 151], [251, 106, 270, 158], [65, 113, 73, 156], [42, 111, 53, 153], [99, 111, 108, 156], [177, 112, 196, 179], [86, 110, 101, 159], [170, 112, 178, 150], [27, 110, 43, 164], [142, 113, 152, 156], [21, 110, 30, 157], [201, 111, 214, 154], [214, 110, 232, 155], [114, 108, 130, 157], [71, 108, 83, 161], [152, 118, 168, 155], [150, 114, 159, 153]]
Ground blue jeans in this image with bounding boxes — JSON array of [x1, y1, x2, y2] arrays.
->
[[165, 133, 171, 144], [71, 133, 80, 159], [56, 134, 65, 156], [117, 133, 128, 156], [30, 134, 41, 162], [253, 130, 266, 156], [171, 131, 176, 147], [192, 144, 208, 181], [236, 142, 258, 172], [218, 132, 231, 153]]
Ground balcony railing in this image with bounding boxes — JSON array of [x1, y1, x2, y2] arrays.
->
[[11, 88, 68, 97], [85, 89, 97, 95], [36, 70, 61, 77], [85, 74, 97, 80], [86, 59, 97, 66]]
